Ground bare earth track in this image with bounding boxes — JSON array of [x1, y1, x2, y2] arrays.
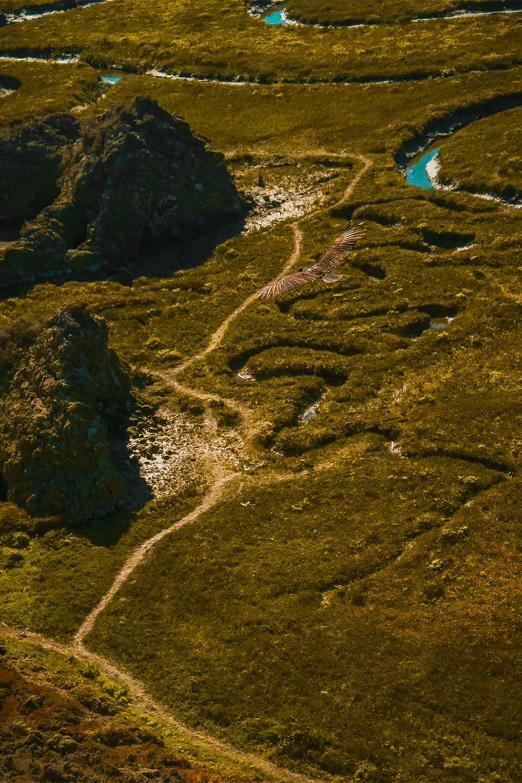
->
[[1, 153, 372, 783]]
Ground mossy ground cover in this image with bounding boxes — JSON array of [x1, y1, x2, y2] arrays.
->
[[83, 66, 522, 155], [284, 0, 522, 24], [0, 60, 99, 127], [438, 105, 522, 200], [0, 8, 522, 781], [177, 157, 522, 458], [0, 0, 521, 82], [87, 449, 522, 781], [0, 635, 268, 783], [0, 486, 208, 640]]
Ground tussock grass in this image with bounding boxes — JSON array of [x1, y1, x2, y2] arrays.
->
[[285, 0, 522, 24], [0, 60, 99, 127], [438, 104, 522, 200], [0, 0, 521, 82], [88, 450, 522, 780], [0, 30, 522, 783], [0, 488, 205, 639]]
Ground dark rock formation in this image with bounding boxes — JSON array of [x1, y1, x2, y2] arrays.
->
[[0, 97, 242, 287], [0, 303, 135, 522], [0, 113, 77, 232]]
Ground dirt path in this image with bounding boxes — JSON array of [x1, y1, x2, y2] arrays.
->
[[76, 150, 371, 780], [162, 153, 371, 392], [1, 623, 323, 783], [3, 152, 372, 783], [74, 472, 240, 646], [80, 152, 372, 641]]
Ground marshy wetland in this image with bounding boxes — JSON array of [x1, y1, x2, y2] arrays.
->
[[1, 2, 522, 782]]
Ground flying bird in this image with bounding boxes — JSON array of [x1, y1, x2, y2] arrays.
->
[[258, 224, 365, 300]]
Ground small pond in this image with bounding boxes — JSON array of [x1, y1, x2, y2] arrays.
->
[[101, 74, 121, 83], [264, 7, 287, 24], [301, 392, 325, 423], [406, 148, 439, 189]]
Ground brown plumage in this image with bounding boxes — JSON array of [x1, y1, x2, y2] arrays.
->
[[258, 224, 365, 300]]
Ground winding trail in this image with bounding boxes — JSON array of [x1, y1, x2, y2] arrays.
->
[[74, 473, 240, 646], [0, 151, 371, 782], [75, 153, 372, 634], [1, 138, 515, 777], [0, 0, 519, 765], [163, 152, 371, 385], [1, 623, 322, 783], [0, 149, 368, 772]]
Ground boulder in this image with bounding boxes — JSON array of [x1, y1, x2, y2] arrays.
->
[[0, 98, 243, 287], [0, 303, 135, 522]]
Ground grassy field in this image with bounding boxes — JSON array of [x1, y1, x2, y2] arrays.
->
[[0, 60, 99, 126], [284, 0, 522, 24], [87, 451, 522, 781], [0, 634, 271, 783], [0, 0, 521, 82], [0, 0, 522, 779], [0, 485, 210, 640], [438, 105, 522, 200]]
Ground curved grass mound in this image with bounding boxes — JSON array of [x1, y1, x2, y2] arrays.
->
[[437, 105, 522, 202], [0, 97, 243, 287], [0, 303, 137, 522], [283, 0, 521, 25]]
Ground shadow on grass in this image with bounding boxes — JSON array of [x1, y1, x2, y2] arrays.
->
[[0, 74, 21, 91], [71, 505, 138, 548], [114, 218, 246, 286]]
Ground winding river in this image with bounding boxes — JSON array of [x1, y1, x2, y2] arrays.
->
[[2, 0, 522, 26], [250, 0, 522, 27], [405, 139, 522, 206], [398, 92, 522, 206]]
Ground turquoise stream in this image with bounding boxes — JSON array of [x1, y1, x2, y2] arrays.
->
[[406, 147, 439, 189], [264, 8, 287, 24]]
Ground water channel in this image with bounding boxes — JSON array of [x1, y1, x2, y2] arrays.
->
[[252, 1, 522, 27]]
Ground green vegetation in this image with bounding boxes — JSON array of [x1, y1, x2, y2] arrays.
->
[[0, 0, 521, 83], [284, 0, 522, 24], [0, 0, 522, 779], [0, 484, 206, 639], [438, 105, 522, 200], [88, 450, 522, 781], [0, 634, 268, 782], [0, 60, 99, 127]]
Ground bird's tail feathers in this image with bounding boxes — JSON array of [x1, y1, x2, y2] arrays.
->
[[322, 273, 343, 283]]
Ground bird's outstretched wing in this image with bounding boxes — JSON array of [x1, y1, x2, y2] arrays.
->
[[257, 223, 365, 300], [312, 224, 365, 273], [258, 269, 319, 300]]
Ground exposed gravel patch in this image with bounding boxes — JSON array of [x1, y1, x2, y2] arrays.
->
[[127, 407, 243, 498]]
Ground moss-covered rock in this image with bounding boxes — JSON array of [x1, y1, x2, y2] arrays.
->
[[0, 303, 134, 522], [0, 113, 78, 230], [0, 97, 242, 286]]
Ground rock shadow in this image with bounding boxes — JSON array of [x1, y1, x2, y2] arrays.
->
[[0, 98, 245, 293]]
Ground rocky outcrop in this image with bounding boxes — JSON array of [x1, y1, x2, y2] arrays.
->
[[0, 113, 77, 230], [0, 98, 242, 287], [0, 304, 135, 522]]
